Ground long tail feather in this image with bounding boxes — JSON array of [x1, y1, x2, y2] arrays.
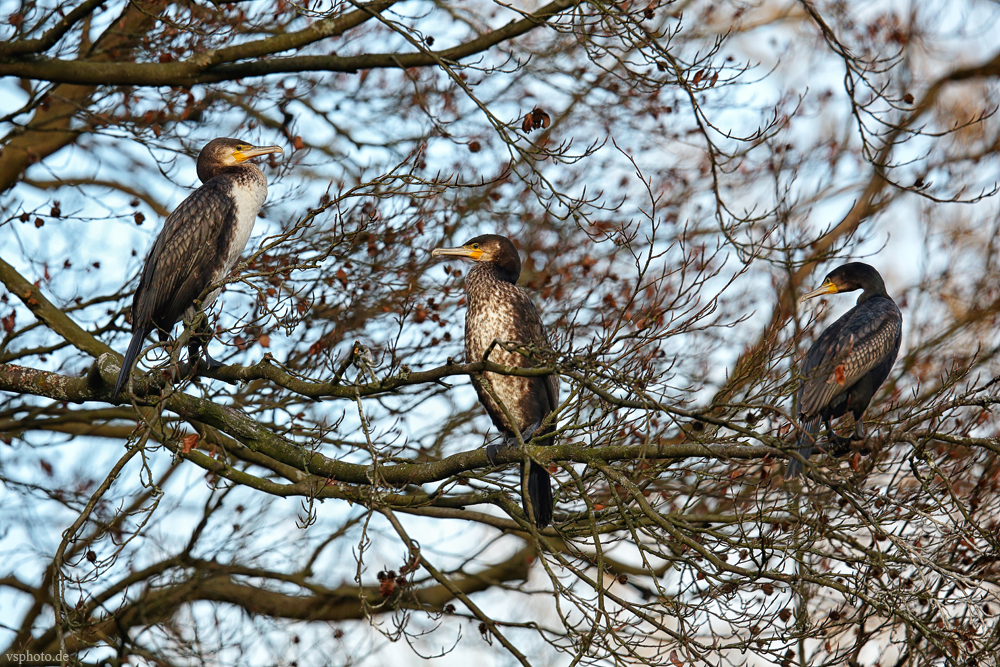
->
[[523, 461, 553, 528], [113, 328, 149, 398], [785, 417, 820, 479]]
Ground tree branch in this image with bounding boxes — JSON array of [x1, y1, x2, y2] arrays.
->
[[19, 549, 533, 656], [0, 0, 164, 192], [0, 256, 114, 358], [0, 0, 578, 86]]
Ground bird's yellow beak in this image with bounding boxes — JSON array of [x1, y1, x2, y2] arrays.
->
[[233, 145, 284, 162], [431, 246, 484, 261], [800, 279, 838, 302]]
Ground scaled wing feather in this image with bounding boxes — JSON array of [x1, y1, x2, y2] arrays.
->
[[799, 298, 902, 417]]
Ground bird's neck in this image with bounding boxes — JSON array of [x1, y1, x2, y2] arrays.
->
[[199, 163, 264, 184], [856, 284, 889, 306], [469, 261, 519, 287]]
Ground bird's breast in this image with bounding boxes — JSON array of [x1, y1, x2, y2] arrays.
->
[[214, 178, 267, 286], [465, 285, 523, 364], [464, 278, 546, 433]]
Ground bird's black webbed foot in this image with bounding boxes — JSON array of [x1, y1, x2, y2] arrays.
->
[[825, 432, 852, 456], [521, 420, 542, 442], [487, 435, 516, 466], [187, 331, 224, 372], [185, 309, 224, 369], [826, 418, 872, 458], [850, 419, 868, 441], [486, 431, 528, 466], [201, 348, 225, 370], [826, 431, 851, 456], [486, 443, 504, 466], [827, 431, 850, 446], [819, 416, 852, 456]]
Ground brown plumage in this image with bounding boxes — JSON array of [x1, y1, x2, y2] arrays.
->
[[432, 234, 559, 527], [113, 138, 283, 397], [786, 262, 902, 478]]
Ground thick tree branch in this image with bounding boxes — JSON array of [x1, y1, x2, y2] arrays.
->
[[0, 1, 164, 192], [0, 0, 577, 86], [0, 0, 108, 58], [16, 548, 532, 657], [0, 360, 775, 490], [0, 256, 114, 358]]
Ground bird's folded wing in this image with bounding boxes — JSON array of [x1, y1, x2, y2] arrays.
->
[[133, 181, 234, 329], [512, 290, 560, 409], [799, 301, 901, 416]]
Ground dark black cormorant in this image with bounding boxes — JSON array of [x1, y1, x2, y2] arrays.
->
[[785, 262, 902, 478], [112, 138, 283, 398], [432, 235, 560, 528]]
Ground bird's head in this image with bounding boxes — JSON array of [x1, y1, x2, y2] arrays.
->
[[197, 137, 283, 182], [431, 234, 522, 282], [801, 262, 887, 303]]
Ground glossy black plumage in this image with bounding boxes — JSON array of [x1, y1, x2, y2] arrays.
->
[[432, 235, 559, 527], [786, 262, 902, 478], [113, 138, 282, 398]]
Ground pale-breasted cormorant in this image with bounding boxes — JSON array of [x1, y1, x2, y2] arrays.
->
[[785, 262, 902, 478], [432, 234, 560, 528], [112, 138, 283, 398]]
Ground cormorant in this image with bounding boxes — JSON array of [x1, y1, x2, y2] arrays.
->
[[112, 137, 283, 398], [432, 235, 560, 528], [785, 262, 902, 478]]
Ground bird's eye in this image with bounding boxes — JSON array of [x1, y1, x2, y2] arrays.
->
[[471, 243, 480, 249]]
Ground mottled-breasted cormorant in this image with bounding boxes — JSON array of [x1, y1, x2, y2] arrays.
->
[[432, 235, 560, 528], [785, 262, 902, 479], [112, 138, 283, 398]]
